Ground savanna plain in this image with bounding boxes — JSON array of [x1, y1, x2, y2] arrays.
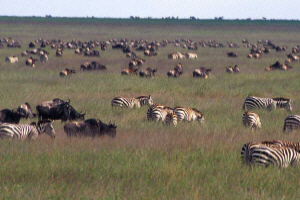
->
[[1, 18, 300, 199]]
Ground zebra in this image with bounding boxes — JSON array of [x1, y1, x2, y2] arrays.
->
[[147, 103, 167, 121], [241, 140, 300, 164], [249, 146, 300, 168], [164, 112, 178, 127], [242, 96, 292, 112], [283, 115, 300, 133], [111, 95, 153, 108], [173, 107, 204, 123], [0, 120, 55, 140], [242, 111, 261, 131]]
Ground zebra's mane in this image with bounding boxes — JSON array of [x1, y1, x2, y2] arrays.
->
[[191, 108, 202, 114], [136, 96, 150, 100], [272, 97, 290, 102]]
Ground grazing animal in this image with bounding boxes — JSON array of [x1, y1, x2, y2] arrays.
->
[[265, 61, 292, 71], [283, 115, 300, 133], [25, 57, 38, 67], [0, 120, 55, 140], [111, 95, 153, 108], [193, 67, 212, 78], [147, 103, 170, 121], [139, 68, 157, 77], [5, 56, 18, 63], [242, 140, 300, 165], [242, 96, 292, 112], [242, 111, 261, 131], [185, 52, 198, 59], [226, 66, 234, 73], [17, 102, 36, 119], [40, 54, 48, 63], [121, 68, 138, 75], [0, 109, 24, 124], [248, 146, 300, 168], [56, 48, 63, 56], [168, 52, 185, 60], [173, 107, 204, 123], [227, 52, 238, 57], [60, 68, 76, 77], [64, 119, 117, 138], [36, 101, 85, 122]]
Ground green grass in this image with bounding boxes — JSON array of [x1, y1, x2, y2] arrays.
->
[[1, 17, 300, 199]]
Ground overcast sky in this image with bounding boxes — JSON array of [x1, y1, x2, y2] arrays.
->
[[1, 0, 299, 20]]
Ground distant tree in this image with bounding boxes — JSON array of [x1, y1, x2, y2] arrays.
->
[[190, 16, 196, 20], [130, 16, 134, 19], [45, 15, 52, 18], [262, 17, 267, 20]]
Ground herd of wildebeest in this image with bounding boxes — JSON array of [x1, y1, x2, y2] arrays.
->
[[2, 36, 300, 169]]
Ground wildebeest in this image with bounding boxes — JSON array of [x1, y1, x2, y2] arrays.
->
[[36, 101, 85, 122], [139, 68, 157, 77], [167, 63, 183, 77], [226, 65, 240, 73], [17, 102, 36, 119], [64, 119, 117, 138], [26, 57, 38, 67], [5, 56, 18, 63], [0, 109, 25, 124], [227, 52, 238, 57], [56, 48, 63, 56], [193, 67, 212, 78], [60, 68, 76, 77], [121, 68, 139, 75], [265, 61, 292, 71], [185, 52, 198, 59], [40, 54, 48, 63]]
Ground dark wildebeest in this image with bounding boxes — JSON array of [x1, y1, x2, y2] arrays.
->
[[227, 52, 238, 57], [0, 109, 25, 124], [139, 68, 157, 77], [193, 67, 212, 78], [64, 119, 117, 138], [121, 68, 139, 75], [25, 57, 38, 67], [17, 102, 36, 119], [36, 99, 85, 122], [60, 68, 76, 77]]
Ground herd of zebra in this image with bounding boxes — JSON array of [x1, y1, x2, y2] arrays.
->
[[111, 95, 204, 126], [241, 96, 300, 168], [111, 94, 300, 169]]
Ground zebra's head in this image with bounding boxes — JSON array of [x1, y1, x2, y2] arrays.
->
[[146, 95, 154, 106], [38, 120, 56, 138], [286, 100, 292, 112], [192, 108, 205, 123]]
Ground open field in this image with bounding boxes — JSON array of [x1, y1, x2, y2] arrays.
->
[[1, 17, 300, 199]]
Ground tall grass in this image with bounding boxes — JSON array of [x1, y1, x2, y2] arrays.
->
[[1, 18, 300, 199]]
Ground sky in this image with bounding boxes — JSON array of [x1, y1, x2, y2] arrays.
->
[[1, 0, 299, 20]]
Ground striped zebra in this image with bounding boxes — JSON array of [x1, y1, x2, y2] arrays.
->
[[249, 146, 300, 168], [111, 95, 153, 108], [0, 120, 55, 140], [242, 96, 292, 112], [283, 115, 300, 133], [173, 107, 204, 123], [164, 112, 178, 127], [241, 140, 300, 164], [147, 103, 167, 121], [242, 111, 261, 131]]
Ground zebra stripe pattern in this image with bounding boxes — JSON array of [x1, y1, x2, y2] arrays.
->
[[249, 146, 300, 168], [242, 111, 261, 131], [147, 103, 168, 121], [242, 96, 292, 112], [283, 115, 300, 133], [0, 120, 55, 140], [173, 107, 204, 123], [241, 140, 300, 164], [111, 95, 153, 108], [164, 112, 178, 127]]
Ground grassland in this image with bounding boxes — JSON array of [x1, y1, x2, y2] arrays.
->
[[1, 17, 300, 199]]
